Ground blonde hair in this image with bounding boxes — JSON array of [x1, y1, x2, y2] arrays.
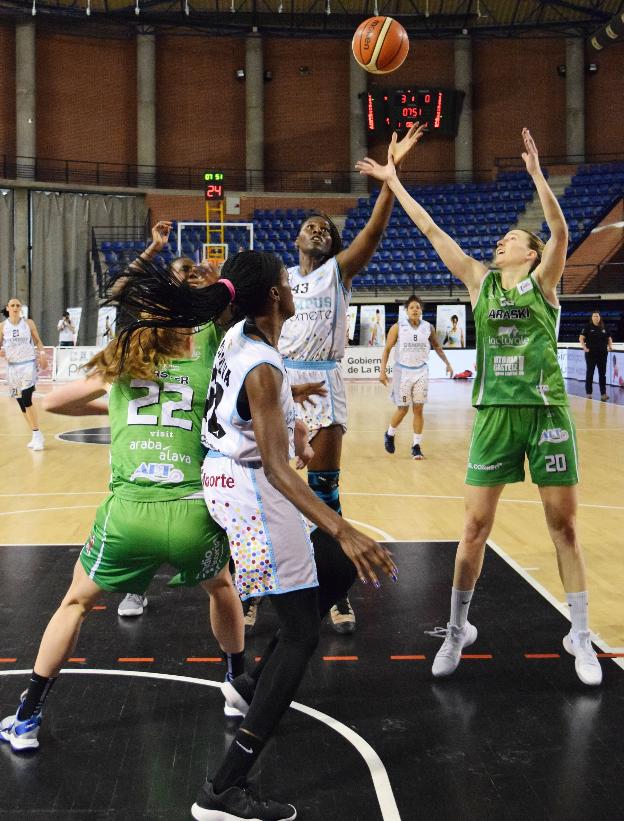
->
[[85, 326, 191, 382], [518, 229, 545, 271]]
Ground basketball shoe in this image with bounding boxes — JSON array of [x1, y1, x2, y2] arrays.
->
[[431, 622, 478, 677], [563, 630, 603, 686], [222, 675, 252, 718], [329, 597, 356, 634], [191, 780, 296, 821], [118, 593, 148, 616], [0, 691, 42, 751], [384, 432, 395, 454], [411, 443, 424, 460]]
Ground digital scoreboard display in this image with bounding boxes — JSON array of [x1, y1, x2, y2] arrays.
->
[[204, 171, 225, 201], [366, 88, 463, 137]]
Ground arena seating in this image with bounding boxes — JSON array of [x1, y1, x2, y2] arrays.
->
[[96, 166, 623, 297]]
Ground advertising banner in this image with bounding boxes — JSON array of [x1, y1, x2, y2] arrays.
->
[[342, 347, 477, 380], [359, 305, 386, 347], [97, 307, 117, 348], [55, 346, 100, 380], [436, 305, 466, 348], [347, 305, 358, 344]]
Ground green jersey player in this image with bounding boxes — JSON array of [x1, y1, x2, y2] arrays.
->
[[357, 127, 601, 687], [0, 267, 245, 754]]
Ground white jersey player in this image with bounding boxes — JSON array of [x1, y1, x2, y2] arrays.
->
[[202, 318, 318, 600], [379, 296, 453, 459], [1, 297, 47, 450], [277, 117, 425, 633]]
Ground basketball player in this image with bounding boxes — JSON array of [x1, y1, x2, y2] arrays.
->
[[380, 295, 453, 459], [356, 128, 602, 686], [110, 251, 396, 820], [281, 122, 426, 633], [0, 318, 246, 753], [1, 297, 47, 450], [115, 219, 221, 617]]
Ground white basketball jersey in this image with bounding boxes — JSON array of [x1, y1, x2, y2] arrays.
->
[[396, 318, 432, 368], [202, 320, 296, 463], [279, 257, 350, 362], [2, 318, 35, 364]]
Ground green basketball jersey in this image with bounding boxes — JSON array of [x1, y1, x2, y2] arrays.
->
[[472, 270, 567, 407], [108, 324, 222, 501]]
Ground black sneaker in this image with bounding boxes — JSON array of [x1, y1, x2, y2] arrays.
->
[[384, 432, 395, 454], [411, 444, 424, 460], [191, 780, 297, 820], [329, 597, 356, 634]]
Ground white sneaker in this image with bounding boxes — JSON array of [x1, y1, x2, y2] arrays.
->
[[28, 432, 44, 451], [431, 622, 478, 678], [221, 679, 250, 718], [563, 630, 602, 686], [117, 594, 148, 617]]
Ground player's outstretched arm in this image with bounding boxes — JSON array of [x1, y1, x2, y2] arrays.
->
[[42, 374, 109, 416], [523, 129, 568, 299], [246, 363, 397, 585], [356, 143, 487, 304], [336, 123, 426, 289]]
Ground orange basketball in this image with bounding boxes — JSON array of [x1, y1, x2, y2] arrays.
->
[[352, 16, 409, 75]]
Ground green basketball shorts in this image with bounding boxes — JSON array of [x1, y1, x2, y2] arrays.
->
[[465, 405, 579, 487], [80, 495, 230, 592]]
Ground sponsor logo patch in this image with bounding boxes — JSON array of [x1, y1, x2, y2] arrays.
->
[[468, 461, 503, 471], [493, 355, 525, 376], [130, 462, 184, 483], [539, 428, 569, 446]]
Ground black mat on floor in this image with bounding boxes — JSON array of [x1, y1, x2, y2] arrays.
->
[[0, 542, 621, 821]]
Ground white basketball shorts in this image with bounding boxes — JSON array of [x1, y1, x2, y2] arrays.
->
[[201, 453, 318, 601], [285, 360, 347, 439], [391, 363, 429, 407]]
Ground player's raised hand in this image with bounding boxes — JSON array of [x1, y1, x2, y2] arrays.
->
[[150, 220, 172, 252], [391, 121, 427, 167], [355, 145, 397, 184], [521, 128, 541, 177]]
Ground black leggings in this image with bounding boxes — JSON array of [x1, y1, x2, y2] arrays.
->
[[16, 386, 35, 412], [585, 350, 608, 394], [235, 528, 357, 721], [241, 586, 320, 741]]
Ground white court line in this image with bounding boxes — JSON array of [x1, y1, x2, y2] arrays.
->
[[346, 519, 396, 542], [487, 538, 624, 673], [0, 668, 401, 821], [0, 491, 106, 497], [342, 491, 624, 513], [0, 505, 99, 517]]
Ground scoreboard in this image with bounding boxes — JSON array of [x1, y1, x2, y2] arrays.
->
[[366, 88, 464, 136]]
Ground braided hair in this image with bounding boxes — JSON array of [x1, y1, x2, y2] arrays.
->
[[110, 251, 284, 372]]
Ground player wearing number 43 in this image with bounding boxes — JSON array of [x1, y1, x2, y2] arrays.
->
[[356, 127, 602, 687]]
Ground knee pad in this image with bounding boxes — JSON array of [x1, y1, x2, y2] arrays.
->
[[20, 386, 34, 408], [16, 396, 26, 412], [308, 470, 341, 513]]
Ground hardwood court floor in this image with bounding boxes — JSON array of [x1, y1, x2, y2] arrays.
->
[[0, 378, 623, 649]]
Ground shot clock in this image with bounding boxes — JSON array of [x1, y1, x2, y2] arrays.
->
[[366, 88, 464, 136], [204, 171, 225, 201]]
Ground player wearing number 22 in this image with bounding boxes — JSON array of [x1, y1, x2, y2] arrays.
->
[[0, 321, 246, 753], [356, 127, 602, 687]]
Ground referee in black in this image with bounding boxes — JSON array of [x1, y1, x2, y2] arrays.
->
[[580, 310, 613, 401]]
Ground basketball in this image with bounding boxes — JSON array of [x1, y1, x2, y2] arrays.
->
[[351, 16, 409, 75]]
